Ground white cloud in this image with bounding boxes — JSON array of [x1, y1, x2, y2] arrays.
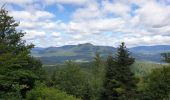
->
[[102, 1, 131, 18], [24, 30, 46, 40], [112, 34, 170, 47], [148, 25, 170, 36], [51, 32, 61, 37], [44, 0, 89, 5], [10, 10, 55, 21], [72, 1, 102, 20], [136, 1, 170, 28], [0, 0, 34, 5], [63, 18, 125, 35], [3, 0, 170, 47]]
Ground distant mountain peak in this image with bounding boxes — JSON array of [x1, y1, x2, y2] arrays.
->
[[32, 44, 170, 64], [78, 43, 93, 46]]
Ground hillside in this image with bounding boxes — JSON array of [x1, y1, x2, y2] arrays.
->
[[31, 43, 170, 64]]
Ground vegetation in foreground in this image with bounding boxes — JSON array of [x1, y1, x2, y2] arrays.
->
[[0, 8, 170, 100]]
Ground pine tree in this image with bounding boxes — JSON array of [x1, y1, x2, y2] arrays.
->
[[114, 42, 134, 66], [0, 8, 44, 98], [101, 55, 121, 100], [114, 42, 136, 98], [101, 42, 136, 100]]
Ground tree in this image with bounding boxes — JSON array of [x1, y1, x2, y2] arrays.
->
[[26, 81, 81, 100], [91, 53, 105, 100], [101, 42, 136, 100], [52, 61, 92, 100], [0, 8, 44, 98], [114, 42, 136, 99], [142, 53, 170, 100], [101, 55, 122, 100], [114, 42, 135, 66], [142, 66, 170, 100], [92, 53, 104, 79]]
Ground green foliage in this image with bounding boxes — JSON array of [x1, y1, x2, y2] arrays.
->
[[52, 61, 92, 100], [92, 53, 104, 77], [141, 66, 170, 100], [0, 83, 23, 100], [115, 42, 135, 66], [101, 55, 121, 100], [114, 42, 136, 94], [130, 62, 164, 77], [140, 54, 170, 100], [102, 42, 136, 100], [26, 82, 80, 100], [0, 8, 44, 99], [135, 53, 170, 100], [91, 53, 105, 100]]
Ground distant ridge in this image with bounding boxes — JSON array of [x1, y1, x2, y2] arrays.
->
[[130, 45, 170, 53], [31, 43, 170, 64]]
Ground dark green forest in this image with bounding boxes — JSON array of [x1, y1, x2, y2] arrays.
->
[[0, 8, 170, 100]]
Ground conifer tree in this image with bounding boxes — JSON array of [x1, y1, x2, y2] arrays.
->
[[101, 55, 121, 100], [101, 42, 136, 100], [0, 8, 44, 98], [114, 42, 136, 98]]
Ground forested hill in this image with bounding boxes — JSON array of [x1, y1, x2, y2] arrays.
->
[[31, 43, 170, 64]]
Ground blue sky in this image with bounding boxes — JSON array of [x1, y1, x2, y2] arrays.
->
[[1, 0, 170, 47]]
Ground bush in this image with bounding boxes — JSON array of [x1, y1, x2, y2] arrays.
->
[[26, 82, 80, 100]]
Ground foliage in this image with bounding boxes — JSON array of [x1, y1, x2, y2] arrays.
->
[[102, 42, 136, 100], [130, 62, 164, 77], [52, 61, 92, 100], [140, 53, 170, 100], [101, 55, 122, 100], [114, 42, 136, 97], [26, 81, 80, 100], [0, 8, 44, 99], [91, 53, 105, 100], [140, 66, 170, 100]]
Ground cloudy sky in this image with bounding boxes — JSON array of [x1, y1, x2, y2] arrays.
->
[[1, 0, 170, 47]]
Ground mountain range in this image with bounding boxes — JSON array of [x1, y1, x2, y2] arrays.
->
[[31, 43, 170, 64]]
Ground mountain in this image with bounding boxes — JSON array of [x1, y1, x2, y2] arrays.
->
[[130, 45, 170, 53], [32, 43, 116, 64], [31, 43, 170, 64], [130, 45, 170, 63]]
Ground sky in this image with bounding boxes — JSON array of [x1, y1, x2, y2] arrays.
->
[[0, 0, 170, 47]]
